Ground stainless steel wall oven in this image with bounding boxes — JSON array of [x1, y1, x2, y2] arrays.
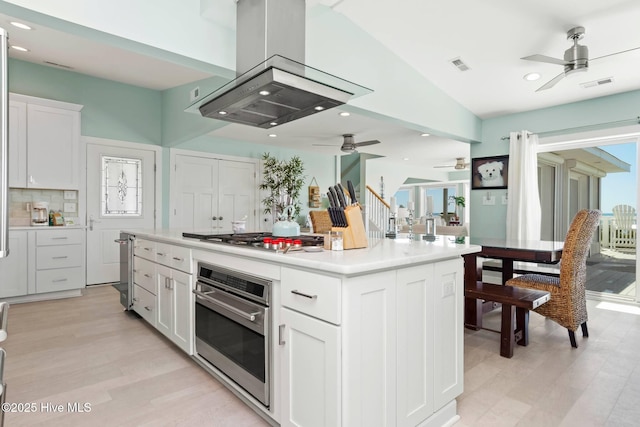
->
[[193, 262, 271, 407]]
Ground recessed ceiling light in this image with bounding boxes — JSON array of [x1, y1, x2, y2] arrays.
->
[[403, 157, 410, 161], [339, 112, 350, 117], [524, 72, 541, 81], [259, 90, 270, 96], [270, 122, 278, 126], [268, 134, 277, 138], [421, 133, 430, 137], [218, 111, 227, 115], [10, 45, 29, 52], [10, 21, 32, 30], [314, 106, 324, 111]]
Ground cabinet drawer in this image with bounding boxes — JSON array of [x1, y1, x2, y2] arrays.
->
[[134, 238, 156, 261], [170, 245, 192, 273], [133, 284, 156, 326], [133, 256, 156, 295], [281, 268, 341, 325], [36, 266, 84, 293], [154, 242, 192, 273], [36, 228, 83, 246], [36, 245, 83, 269]]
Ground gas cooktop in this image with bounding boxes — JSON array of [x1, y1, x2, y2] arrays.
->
[[182, 231, 324, 249]]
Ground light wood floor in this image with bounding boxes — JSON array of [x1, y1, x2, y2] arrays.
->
[[2, 286, 269, 427], [3, 286, 640, 426]]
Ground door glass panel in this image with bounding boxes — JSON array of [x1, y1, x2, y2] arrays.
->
[[101, 156, 142, 216]]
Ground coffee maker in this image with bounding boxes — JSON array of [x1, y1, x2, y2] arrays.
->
[[31, 202, 49, 226]]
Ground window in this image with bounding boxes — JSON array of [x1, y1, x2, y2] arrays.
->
[[101, 156, 142, 216]]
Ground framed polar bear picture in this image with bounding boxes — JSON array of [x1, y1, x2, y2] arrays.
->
[[471, 155, 509, 190]]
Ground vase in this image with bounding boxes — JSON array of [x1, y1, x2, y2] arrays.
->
[[272, 205, 300, 237]]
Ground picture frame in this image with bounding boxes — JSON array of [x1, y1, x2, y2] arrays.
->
[[471, 155, 509, 190]]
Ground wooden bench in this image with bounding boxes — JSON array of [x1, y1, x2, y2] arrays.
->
[[465, 282, 550, 358]]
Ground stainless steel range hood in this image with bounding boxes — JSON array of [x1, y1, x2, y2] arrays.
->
[[187, 0, 371, 129]]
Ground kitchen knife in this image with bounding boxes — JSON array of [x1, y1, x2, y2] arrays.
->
[[329, 186, 341, 208], [347, 181, 357, 205], [326, 190, 339, 226], [331, 186, 347, 226], [336, 183, 348, 207], [327, 188, 337, 208]]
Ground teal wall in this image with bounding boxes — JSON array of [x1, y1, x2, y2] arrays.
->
[[8, 59, 162, 145], [470, 89, 640, 239]]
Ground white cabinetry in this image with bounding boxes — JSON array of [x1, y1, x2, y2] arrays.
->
[[279, 259, 464, 427], [35, 229, 85, 293], [280, 307, 341, 427], [8, 93, 82, 189], [133, 256, 157, 327], [0, 230, 28, 298], [133, 239, 193, 354]]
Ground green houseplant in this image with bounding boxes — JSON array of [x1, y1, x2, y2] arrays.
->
[[449, 195, 465, 221], [259, 153, 305, 222]]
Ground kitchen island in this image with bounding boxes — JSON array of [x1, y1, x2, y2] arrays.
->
[[126, 229, 480, 427]]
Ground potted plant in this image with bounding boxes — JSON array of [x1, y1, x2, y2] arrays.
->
[[449, 195, 465, 223], [259, 153, 305, 235]]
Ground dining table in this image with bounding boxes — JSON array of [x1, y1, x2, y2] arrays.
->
[[463, 238, 564, 356]]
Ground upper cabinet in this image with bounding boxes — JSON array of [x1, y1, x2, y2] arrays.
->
[[9, 93, 82, 190]]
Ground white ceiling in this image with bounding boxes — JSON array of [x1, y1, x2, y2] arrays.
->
[[3, 1, 640, 172]]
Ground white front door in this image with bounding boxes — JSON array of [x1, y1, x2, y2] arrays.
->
[[86, 142, 157, 285], [172, 153, 257, 232]]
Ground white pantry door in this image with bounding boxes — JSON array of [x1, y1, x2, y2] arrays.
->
[[86, 143, 157, 284], [173, 154, 257, 232]]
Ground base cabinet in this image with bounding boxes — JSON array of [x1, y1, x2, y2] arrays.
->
[[0, 229, 85, 300], [279, 259, 464, 427], [280, 307, 341, 427], [0, 231, 28, 298], [132, 239, 193, 355], [156, 265, 192, 354]]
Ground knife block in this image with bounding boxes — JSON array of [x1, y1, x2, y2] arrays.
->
[[331, 205, 368, 249]]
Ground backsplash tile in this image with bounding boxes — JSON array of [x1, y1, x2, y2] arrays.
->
[[9, 188, 79, 226]]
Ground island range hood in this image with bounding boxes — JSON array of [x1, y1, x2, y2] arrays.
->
[[188, 0, 371, 129]]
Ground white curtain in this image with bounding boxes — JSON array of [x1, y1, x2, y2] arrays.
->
[[506, 131, 541, 241]]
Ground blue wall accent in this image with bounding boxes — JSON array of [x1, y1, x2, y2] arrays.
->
[[8, 59, 162, 145], [470, 89, 640, 239]]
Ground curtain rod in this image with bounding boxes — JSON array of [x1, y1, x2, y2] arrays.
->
[[500, 116, 640, 140]]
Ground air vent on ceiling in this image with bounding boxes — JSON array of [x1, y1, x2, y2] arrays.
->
[[580, 77, 613, 89], [43, 60, 74, 70], [450, 57, 471, 72]]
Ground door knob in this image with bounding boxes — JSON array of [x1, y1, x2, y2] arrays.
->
[[212, 216, 218, 220]]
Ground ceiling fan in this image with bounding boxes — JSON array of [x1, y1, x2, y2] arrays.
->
[[313, 134, 381, 153], [434, 157, 469, 170], [521, 26, 640, 92]]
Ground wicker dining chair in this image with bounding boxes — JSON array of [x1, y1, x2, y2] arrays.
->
[[506, 209, 602, 348]]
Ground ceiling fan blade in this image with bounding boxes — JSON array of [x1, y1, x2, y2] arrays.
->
[[536, 71, 566, 91], [433, 165, 453, 168], [591, 46, 640, 62], [312, 143, 340, 147], [354, 139, 381, 147], [521, 54, 569, 66]]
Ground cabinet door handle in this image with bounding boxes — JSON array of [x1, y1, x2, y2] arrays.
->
[[156, 252, 166, 257], [172, 257, 183, 261], [144, 247, 152, 251], [132, 297, 138, 302], [144, 306, 152, 311], [279, 324, 286, 346], [51, 237, 68, 240], [52, 278, 68, 283], [52, 256, 68, 260], [144, 273, 152, 278], [291, 289, 317, 300]]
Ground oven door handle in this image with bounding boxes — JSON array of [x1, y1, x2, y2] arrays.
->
[[193, 289, 260, 322]]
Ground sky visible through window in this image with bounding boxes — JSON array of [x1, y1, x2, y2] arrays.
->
[[601, 142, 636, 215]]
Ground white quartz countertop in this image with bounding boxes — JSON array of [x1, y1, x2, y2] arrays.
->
[[10, 225, 87, 230], [126, 229, 481, 277]]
